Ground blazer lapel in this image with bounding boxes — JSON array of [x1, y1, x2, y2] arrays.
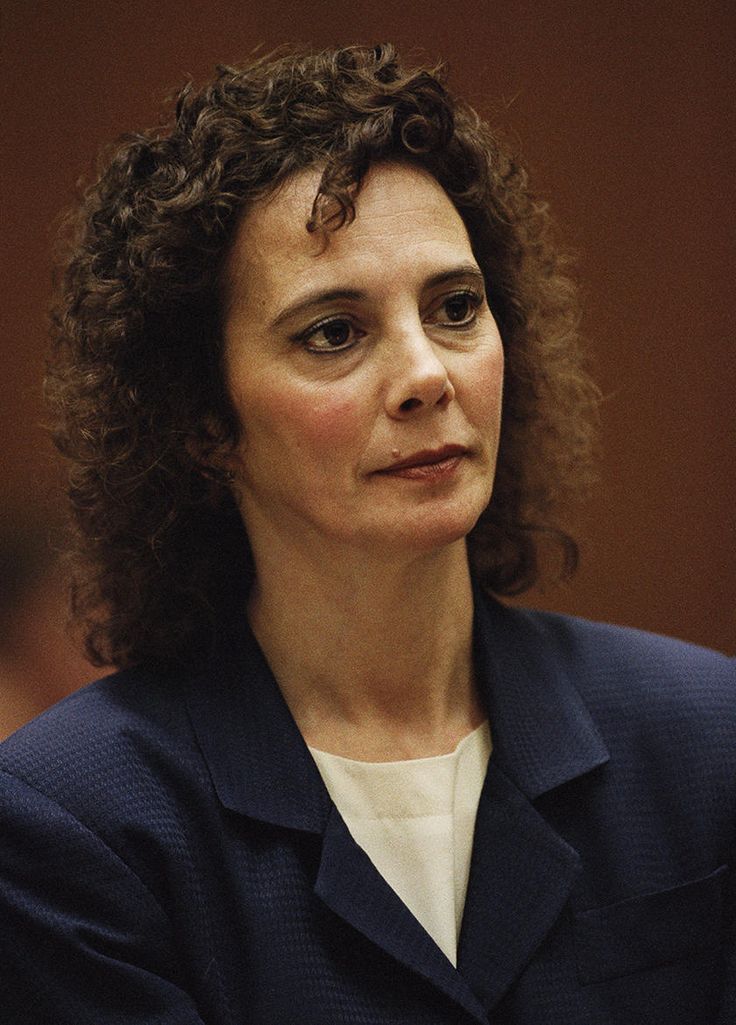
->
[[185, 620, 331, 833], [457, 761, 581, 1008], [456, 594, 610, 1010], [186, 617, 490, 1023], [185, 594, 610, 1019], [316, 805, 490, 1023]]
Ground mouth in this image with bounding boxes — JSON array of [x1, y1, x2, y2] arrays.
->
[[373, 444, 469, 480]]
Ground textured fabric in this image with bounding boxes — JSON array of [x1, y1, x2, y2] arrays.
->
[[0, 593, 734, 1024], [310, 721, 491, 964]]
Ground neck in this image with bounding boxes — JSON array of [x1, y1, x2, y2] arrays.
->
[[247, 538, 483, 760]]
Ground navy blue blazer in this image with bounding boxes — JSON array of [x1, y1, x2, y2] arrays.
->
[[1, 595, 734, 1024]]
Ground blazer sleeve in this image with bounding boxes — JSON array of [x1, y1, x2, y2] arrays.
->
[[0, 769, 206, 1025]]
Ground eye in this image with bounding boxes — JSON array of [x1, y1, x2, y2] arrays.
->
[[428, 289, 483, 328], [299, 317, 362, 354]]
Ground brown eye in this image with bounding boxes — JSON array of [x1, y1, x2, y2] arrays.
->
[[443, 293, 476, 324], [426, 289, 483, 330], [321, 321, 351, 347], [303, 318, 357, 353]]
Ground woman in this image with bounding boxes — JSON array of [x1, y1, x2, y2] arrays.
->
[[1, 44, 733, 1024]]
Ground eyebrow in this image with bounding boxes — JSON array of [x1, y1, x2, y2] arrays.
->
[[269, 263, 486, 330]]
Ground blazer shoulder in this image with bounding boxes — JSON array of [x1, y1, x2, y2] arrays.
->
[[0, 664, 198, 823], [508, 603, 736, 741], [518, 605, 732, 665]]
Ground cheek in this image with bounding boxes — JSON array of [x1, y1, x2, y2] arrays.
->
[[462, 342, 505, 425], [248, 381, 366, 456]]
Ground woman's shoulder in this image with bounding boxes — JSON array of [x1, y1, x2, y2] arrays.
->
[[480, 600, 736, 801], [514, 602, 732, 667], [502, 601, 736, 739], [483, 595, 734, 717], [0, 663, 198, 825], [535, 602, 729, 668]]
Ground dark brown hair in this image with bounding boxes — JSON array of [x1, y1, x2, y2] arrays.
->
[[46, 43, 599, 668]]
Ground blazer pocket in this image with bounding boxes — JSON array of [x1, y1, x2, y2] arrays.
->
[[574, 864, 727, 985]]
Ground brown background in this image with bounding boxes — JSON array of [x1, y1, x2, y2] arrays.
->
[[2, 0, 734, 703]]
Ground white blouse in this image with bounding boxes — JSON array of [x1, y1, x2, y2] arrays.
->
[[309, 721, 492, 965]]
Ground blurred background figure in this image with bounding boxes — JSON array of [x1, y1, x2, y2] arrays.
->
[[0, 511, 92, 740]]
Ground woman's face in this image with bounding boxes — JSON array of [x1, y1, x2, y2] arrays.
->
[[222, 162, 504, 564]]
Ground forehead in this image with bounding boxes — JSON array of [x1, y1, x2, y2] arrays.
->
[[225, 162, 476, 316]]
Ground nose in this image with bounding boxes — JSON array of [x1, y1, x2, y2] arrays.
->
[[384, 330, 455, 419]]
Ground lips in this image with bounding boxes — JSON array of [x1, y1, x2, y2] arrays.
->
[[374, 444, 468, 475]]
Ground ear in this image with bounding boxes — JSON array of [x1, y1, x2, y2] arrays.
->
[[185, 418, 242, 486]]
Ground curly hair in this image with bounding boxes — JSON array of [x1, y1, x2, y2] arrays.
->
[[46, 43, 599, 669]]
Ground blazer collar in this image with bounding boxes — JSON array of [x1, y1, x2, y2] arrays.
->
[[185, 590, 610, 1019], [185, 611, 493, 1019], [186, 618, 332, 833], [472, 590, 610, 798], [186, 590, 609, 827]]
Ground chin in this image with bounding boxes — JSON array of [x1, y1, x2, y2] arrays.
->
[[375, 508, 484, 556]]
